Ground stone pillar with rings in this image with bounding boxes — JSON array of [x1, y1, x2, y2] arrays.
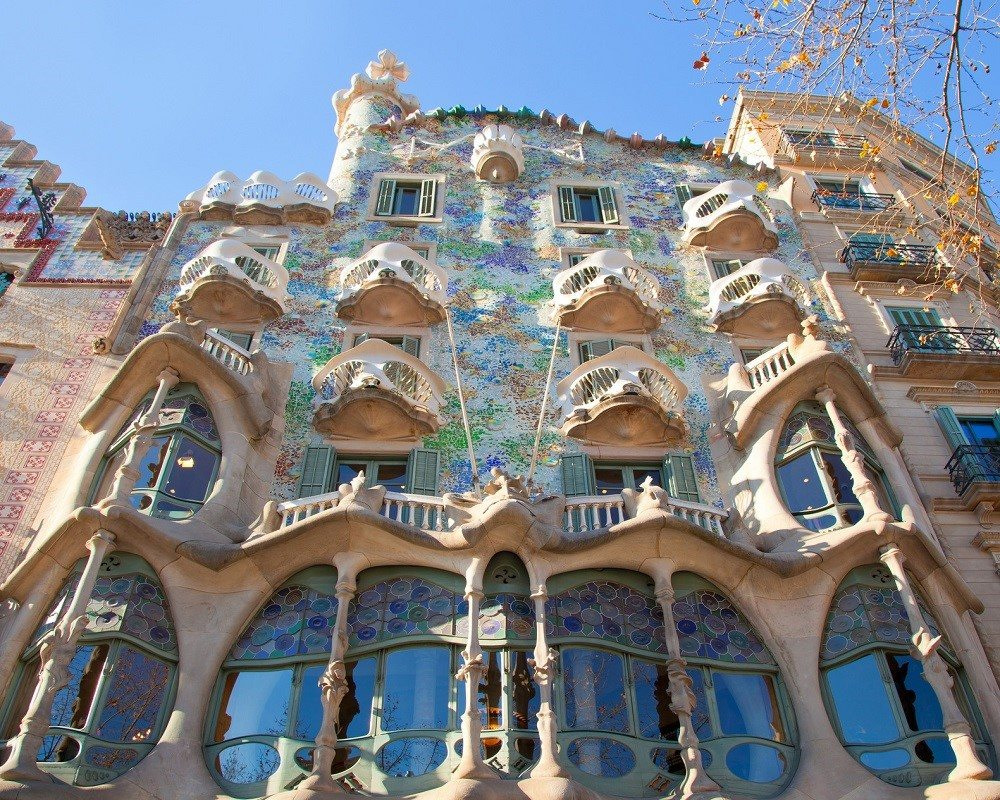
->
[[0, 530, 116, 781], [645, 558, 722, 797], [303, 552, 368, 790], [455, 557, 494, 779], [879, 545, 993, 782], [108, 368, 181, 503]]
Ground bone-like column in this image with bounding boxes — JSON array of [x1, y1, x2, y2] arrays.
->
[[454, 557, 493, 779]]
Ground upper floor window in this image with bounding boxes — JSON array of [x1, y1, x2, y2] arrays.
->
[[739, 347, 767, 364], [556, 184, 621, 227], [371, 175, 443, 223], [561, 453, 700, 503], [784, 129, 839, 147], [212, 329, 254, 351], [674, 184, 711, 207], [296, 445, 439, 499], [898, 157, 935, 183], [353, 332, 421, 358], [711, 258, 746, 279], [577, 338, 638, 363]]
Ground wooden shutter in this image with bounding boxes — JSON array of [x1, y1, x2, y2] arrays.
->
[[579, 339, 620, 363], [298, 444, 335, 498], [401, 335, 421, 358], [849, 232, 894, 245], [712, 259, 743, 278], [375, 179, 395, 216], [558, 187, 577, 223], [598, 186, 619, 224], [664, 453, 700, 503], [674, 184, 693, 206], [886, 306, 943, 328], [407, 448, 440, 495], [418, 179, 437, 217], [560, 453, 594, 496], [933, 407, 969, 451]]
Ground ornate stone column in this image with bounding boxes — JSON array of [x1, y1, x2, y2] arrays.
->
[[108, 368, 180, 503], [455, 558, 493, 779], [879, 545, 993, 781], [645, 558, 722, 797], [525, 556, 568, 779], [815, 385, 891, 522], [302, 551, 367, 790], [0, 530, 115, 781]]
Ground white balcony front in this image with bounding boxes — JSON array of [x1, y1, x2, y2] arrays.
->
[[471, 124, 525, 183], [706, 257, 808, 337], [336, 242, 448, 325], [681, 179, 779, 251], [552, 250, 663, 333], [171, 240, 290, 326], [557, 345, 688, 447], [181, 170, 338, 225], [312, 338, 446, 441]]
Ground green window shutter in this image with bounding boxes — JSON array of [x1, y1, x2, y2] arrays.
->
[[558, 186, 577, 223], [579, 339, 619, 363], [375, 179, 396, 216], [849, 232, 894, 245], [215, 329, 253, 350], [598, 186, 619, 224], [298, 444, 335, 498], [675, 184, 693, 206], [712, 259, 743, 278], [933, 407, 969, 450], [401, 335, 421, 358], [664, 453, 700, 503], [407, 448, 440, 495], [561, 453, 594, 497], [418, 179, 437, 217], [886, 306, 943, 328]]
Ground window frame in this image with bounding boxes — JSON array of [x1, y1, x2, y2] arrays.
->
[[343, 323, 430, 362], [368, 173, 445, 226], [567, 331, 651, 368], [362, 239, 437, 264], [550, 179, 629, 231]]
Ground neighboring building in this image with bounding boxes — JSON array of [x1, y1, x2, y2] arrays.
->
[[0, 53, 998, 800]]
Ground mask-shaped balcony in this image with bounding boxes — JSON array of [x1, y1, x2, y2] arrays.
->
[[552, 250, 663, 333], [681, 180, 779, 251], [706, 258, 808, 338], [557, 346, 688, 447], [336, 243, 448, 325], [312, 338, 446, 441], [181, 170, 338, 225], [171, 240, 290, 326], [471, 124, 525, 183]]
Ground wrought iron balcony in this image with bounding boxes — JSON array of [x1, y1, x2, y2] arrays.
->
[[840, 242, 941, 282], [812, 190, 896, 213], [706, 257, 807, 337], [552, 249, 662, 333], [181, 170, 338, 225], [172, 240, 290, 326], [337, 242, 448, 325], [557, 345, 687, 447], [681, 179, 779, 251], [946, 445, 1000, 507], [312, 338, 445, 440], [887, 325, 1000, 379]]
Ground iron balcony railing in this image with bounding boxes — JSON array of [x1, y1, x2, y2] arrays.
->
[[812, 190, 896, 212], [887, 325, 1000, 364], [840, 243, 939, 272], [946, 444, 1000, 495], [784, 131, 868, 149]]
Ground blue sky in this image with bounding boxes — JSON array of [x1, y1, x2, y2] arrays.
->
[[2, 1, 723, 211]]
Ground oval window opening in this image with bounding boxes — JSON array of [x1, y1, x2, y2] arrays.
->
[[215, 742, 280, 784], [375, 737, 447, 777], [293, 745, 362, 774], [567, 737, 636, 778], [725, 742, 786, 783], [37, 735, 80, 763]]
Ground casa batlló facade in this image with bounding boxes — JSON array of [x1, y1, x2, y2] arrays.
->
[[0, 50, 1000, 800]]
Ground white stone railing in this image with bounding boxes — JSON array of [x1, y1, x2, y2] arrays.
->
[[340, 242, 448, 304], [706, 257, 808, 324], [278, 490, 453, 530], [200, 329, 254, 375], [742, 341, 796, 389], [552, 249, 662, 310], [181, 170, 338, 222], [564, 494, 726, 536], [558, 345, 687, 419], [681, 179, 778, 245], [179, 240, 290, 308]]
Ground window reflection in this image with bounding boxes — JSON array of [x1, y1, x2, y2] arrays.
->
[[382, 647, 450, 731], [632, 658, 679, 740], [215, 670, 293, 741], [713, 672, 784, 742], [563, 648, 630, 734]]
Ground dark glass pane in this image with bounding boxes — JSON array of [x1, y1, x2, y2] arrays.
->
[[213, 669, 293, 741], [885, 653, 945, 733], [777, 452, 829, 513], [563, 648, 630, 734], [915, 736, 956, 764], [136, 437, 171, 490], [94, 647, 171, 743], [50, 645, 108, 730], [152, 497, 196, 520], [821, 452, 860, 506], [650, 747, 684, 774], [480, 650, 503, 730], [713, 671, 784, 742], [375, 736, 447, 777], [293, 744, 362, 773], [162, 436, 217, 502], [632, 468, 663, 489], [295, 664, 325, 740], [215, 742, 280, 784], [632, 658, 680, 740], [576, 192, 600, 223], [960, 419, 1000, 447], [594, 468, 626, 495], [376, 463, 407, 492], [687, 669, 713, 739], [826, 654, 900, 744], [567, 737, 635, 777], [340, 657, 376, 739], [725, 742, 786, 783], [336, 462, 366, 486], [382, 647, 450, 731], [37, 735, 80, 763], [860, 749, 911, 770], [394, 187, 420, 216], [510, 651, 539, 730]]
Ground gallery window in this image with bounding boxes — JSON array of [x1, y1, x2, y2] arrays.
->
[[372, 176, 441, 221], [556, 185, 620, 226]]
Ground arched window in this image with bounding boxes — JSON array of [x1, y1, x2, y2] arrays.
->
[[90, 384, 221, 520], [775, 401, 896, 532], [0, 553, 177, 786], [820, 565, 994, 787], [546, 570, 796, 798]]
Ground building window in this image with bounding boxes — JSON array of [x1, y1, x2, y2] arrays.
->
[[90, 384, 221, 520], [577, 338, 637, 363], [353, 332, 421, 358], [1, 552, 177, 786], [712, 259, 745, 279], [784, 129, 839, 147], [821, 565, 993, 786], [561, 453, 700, 503], [296, 446, 439, 500], [898, 157, 935, 183], [557, 185, 620, 226], [373, 177, 440, 221], [0, 271, 13, 298], [674, 184, 711, 207], [0, 362, 10, 386], [212, 329, 254, 351], [739, 347, 766, 364], [774, 402, 895, 532]]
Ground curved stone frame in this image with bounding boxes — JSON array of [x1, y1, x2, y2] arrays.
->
[[818, 564, 996, 788], [544, 568, 799, 799], [0, 551, 179, 787]]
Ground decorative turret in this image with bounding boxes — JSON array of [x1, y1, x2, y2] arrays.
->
[[471, 124, 524, 182], [331, 50, 420, 142]]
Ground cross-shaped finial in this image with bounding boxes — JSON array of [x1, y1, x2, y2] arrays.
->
[[366, 50, 409, 82]]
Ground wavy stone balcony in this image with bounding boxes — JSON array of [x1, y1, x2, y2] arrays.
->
[[170, 240, 290, 326], [180, 170, 338, 225], [556, 346, 688, 447], [552, 250, 662, 333], [706, 258, 808, 338], [681, 179, 779, 251], [471, 124, 524, 182], [336, 242, 448, 325], [312, 338, 446, 440]]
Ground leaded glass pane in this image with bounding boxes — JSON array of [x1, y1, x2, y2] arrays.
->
[[546, 581, 664, 652], [347, 577, 456, 646], [229, 584, 338, 660], [672, 588, 772, 665]]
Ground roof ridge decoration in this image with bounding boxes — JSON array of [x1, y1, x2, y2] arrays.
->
[[333, 50, 420, 137]]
